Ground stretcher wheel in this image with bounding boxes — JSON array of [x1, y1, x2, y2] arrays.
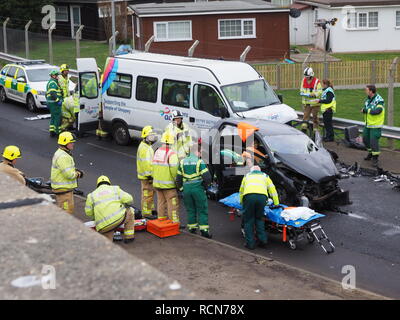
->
[[288, 240, 297, 250], [307, 234, 315, 244]]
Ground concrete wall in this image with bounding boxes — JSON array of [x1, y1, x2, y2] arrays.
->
[[315, 6, 400, 52], [0, 173, 193, 299]]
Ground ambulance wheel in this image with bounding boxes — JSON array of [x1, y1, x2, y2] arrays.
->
[[26, 94, 38, 113], [0, 86, 7, 103], [112, 122, 130, 146]]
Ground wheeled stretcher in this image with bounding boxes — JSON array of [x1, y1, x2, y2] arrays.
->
[[220, 193, 335, 254]]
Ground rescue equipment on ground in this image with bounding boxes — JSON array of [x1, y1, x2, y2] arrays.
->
[[219, 193, 335, 254], [147, 218, 180, 238]]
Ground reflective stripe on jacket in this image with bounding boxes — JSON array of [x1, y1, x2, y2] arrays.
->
[[152, 146, 179, 189], [137, 141, 154, 180], [85, 184, 133, 232], [364, 93, 385, 128], [165, 122, 192, 159], [300, 77, 322, 106], [320, 87, 336, 113], [50, 148, 77, 190], [178, 153, 208, 183], [239, 170, 279, 205], [62, 95, 79, 119], [46, 78, 63, 103]]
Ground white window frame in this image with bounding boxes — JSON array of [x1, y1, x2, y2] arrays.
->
[[218, 18, 256, 40], [154, 20, 192, 42], [346, 11, 379, 30], [55, 6, 69, 22], [98, 5, 122, 18], [70, 6, 81, 39], [396, 11, 400, 28]]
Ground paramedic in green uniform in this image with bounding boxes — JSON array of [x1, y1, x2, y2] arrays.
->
[[176, 144, 212, 238], [361, 85, 385, 168], [46, 70, 64, 137]]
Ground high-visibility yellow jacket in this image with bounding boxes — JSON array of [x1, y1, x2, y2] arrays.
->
[[320, 87, 336, 113], [152, 146, 179, 189], [83, 77, 98, 97], [50, 148, 78, 190], [46, 78, 63, 103], [62, 94, 80, 120], [85, 184, 133, 232], [137, 141, 154, 180], [58, 75, 70, 98], [363, 93, 385, 129], [164, 122, 192, 159], [239, 170, 279, 205], [300, 77, 322, 106]]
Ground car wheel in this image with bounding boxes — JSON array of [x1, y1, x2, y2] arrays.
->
[[0, 86, 7, 103], [112, 122, 131, 146], [26, 94, 38, 113]]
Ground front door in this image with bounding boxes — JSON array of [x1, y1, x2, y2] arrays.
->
[[77, 58, 100, 134], [70, 6, 81, 38]]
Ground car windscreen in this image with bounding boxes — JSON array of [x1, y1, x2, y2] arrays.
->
[[221, 79, 280, 112], [264, 134, 319, 154], [26, 68, 58, 82]]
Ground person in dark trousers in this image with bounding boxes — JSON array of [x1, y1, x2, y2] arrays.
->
[[318, 80, 336, 142], [239, 165, 280, 250], [361, 85, 385, 167]]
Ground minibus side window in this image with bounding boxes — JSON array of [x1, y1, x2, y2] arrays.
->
[[107, 73, 132, 99], [162, 79, 190, 108], [136, 76, 158, 103], [194, 84, 227, 118]]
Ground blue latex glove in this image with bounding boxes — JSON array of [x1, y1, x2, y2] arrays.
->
[[57, 100, 62, 106]]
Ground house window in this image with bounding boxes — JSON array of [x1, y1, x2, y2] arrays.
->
[[314, 9, 319, 23], [154, 21, 192, 41], [347, 11, 378, 29], [136, 76, 158, 103], [218, 19, 256, 39], [56, 6, 68, 22], [397, 11, 400, 27], [162, 79, 191, 108], [107, 73, 132, 99], [98, 5, 122, 18]]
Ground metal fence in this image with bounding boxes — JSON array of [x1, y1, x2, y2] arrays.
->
[[255, 60, 400, 90]]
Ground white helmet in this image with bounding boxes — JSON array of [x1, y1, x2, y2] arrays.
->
[[171, 110, 183, 120], [304, 67, 314, 77]]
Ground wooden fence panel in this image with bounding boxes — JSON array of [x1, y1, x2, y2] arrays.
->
[[254, 59, 399, 89]]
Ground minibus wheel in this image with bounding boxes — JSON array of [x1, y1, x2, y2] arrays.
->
[[112, 122, 131, 145]]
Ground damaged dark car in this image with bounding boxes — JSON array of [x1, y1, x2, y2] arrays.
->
[[203, 119, 350, 210]]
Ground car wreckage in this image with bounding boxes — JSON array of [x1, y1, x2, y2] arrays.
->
[[202, 119, 350, 209]]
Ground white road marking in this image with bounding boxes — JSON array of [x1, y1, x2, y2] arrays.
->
[[86, 142, 136, 159]]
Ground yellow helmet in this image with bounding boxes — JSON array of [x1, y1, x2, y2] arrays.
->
[[97, 175, 111, 186], [60, 64, 69, 72], [141, 125, 154, 138], [58, 131, 76, 146], [2, 145, 21, 161], [161, 132, 174, 145]]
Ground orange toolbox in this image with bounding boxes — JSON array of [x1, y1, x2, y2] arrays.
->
[[147, 218, 180, 238]]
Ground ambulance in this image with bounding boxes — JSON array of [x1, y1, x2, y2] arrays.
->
[[76, 52, 298, 145]]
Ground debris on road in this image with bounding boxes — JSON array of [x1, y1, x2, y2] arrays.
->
[[24, 114, 51, 121]]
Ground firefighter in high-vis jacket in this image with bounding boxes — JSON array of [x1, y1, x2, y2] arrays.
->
[[46, 70, 64, 137], [176, 144, 212, 238], [137, 126, 158, 219], [300, 67, 322, 132], [164, 110, 192, 160], [152, 131, 180, 223], [60, 91, 80, 132], [58, 64, 70, 98], [50, 131, 83, 214], [239, 165, 280, 250], [362, 84, 385, 167], [0, 145, 25, 185], [85, 175, 135, 243]]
